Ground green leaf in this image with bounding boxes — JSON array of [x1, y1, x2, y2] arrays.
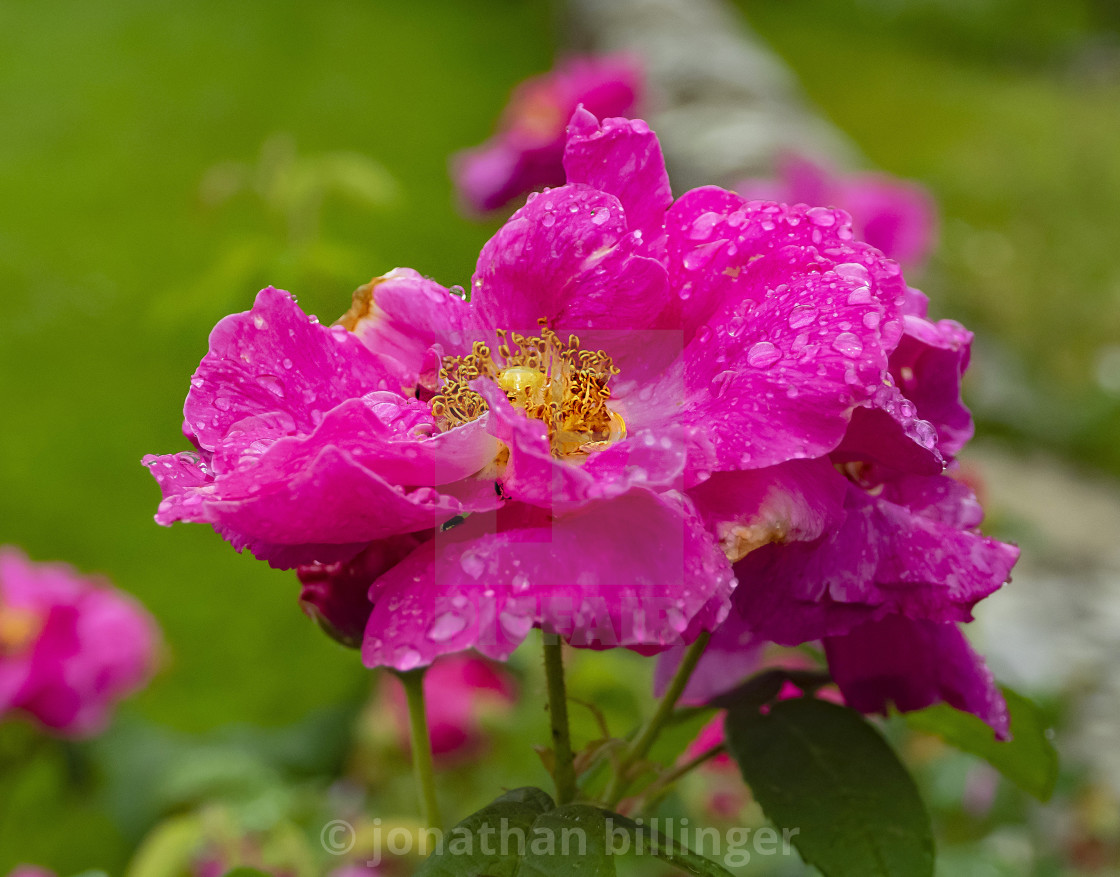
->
[[517, 804, 615, 877], [606, 813, 735, 877], [726, 699, 934, 877], [415, 787, 555, 877], [904, 686, 1058, 801], [220, 870, 273, 877], [416, 789, 730, 877]]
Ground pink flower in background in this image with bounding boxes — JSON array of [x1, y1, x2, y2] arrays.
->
[[146, 109, 1008, 688], [737, 155, 938, 269], [382, 653, 516, 763], [453, 55, 642, 213], [0, 547, 158, 738], [6, 868, 57, 877]]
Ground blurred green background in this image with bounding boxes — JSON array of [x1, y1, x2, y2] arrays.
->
[[1, 0, 1118, 873]]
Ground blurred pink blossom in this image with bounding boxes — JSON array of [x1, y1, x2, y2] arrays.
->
[[453, 55, 642, 212], [737, 155, 937, 268], [0, 547, 158, 737]]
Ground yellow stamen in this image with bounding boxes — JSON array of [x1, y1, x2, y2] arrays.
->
[[0, 604, 43, 656], [430, 320, 625, 458]]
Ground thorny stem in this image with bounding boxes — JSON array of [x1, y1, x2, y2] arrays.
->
[[602, 631, 711, 808], [397, 667, 443, 831], [542, 634, 578, 804]]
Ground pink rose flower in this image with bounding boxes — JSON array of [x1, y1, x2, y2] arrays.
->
[[737, 155, 938, 269], [0, 547, 158, 738], [146, 110, 1007, 683], [453, 55, 642, 213]]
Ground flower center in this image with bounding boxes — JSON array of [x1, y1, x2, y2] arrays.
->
[[0, 604, 42, 657], [430, 320, 626, 458]]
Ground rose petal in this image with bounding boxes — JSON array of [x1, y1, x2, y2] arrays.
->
[[339, 268, 479, 389], [825, 616, 1009, 738], [471, 184, 670, 333], [563, 109, 673, 247], [361, 490, 734, 669]]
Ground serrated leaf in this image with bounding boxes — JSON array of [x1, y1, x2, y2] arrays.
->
[[904, 686, 1058, 801], [415, 787, 555, 877], [726, 699, 934, 877]]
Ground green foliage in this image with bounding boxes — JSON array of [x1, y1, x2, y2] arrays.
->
[[416, 788, 733, 877], [904, 687, 1059, 802], [726, 699, 935, 877]]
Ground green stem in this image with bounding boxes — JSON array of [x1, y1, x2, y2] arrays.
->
[[542, 634, 578, 804], [602, 631, 711, 808], [397, 668, 442, 830], [638, 742, 727, 811]]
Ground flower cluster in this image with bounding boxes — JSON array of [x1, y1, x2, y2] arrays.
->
[[0, 547, 158, 738], [146, 109, 1015, 734], [453, 55, 642, 213]]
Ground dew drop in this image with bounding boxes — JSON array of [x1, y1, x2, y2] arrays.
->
[[499, 610, 533, 639], [846, 286, 872, 305], [460, 551, 485, 579], [807, 207, 836, 227], [835, 262, 870, 285], [258, 375, 285, 397], [688, 211, 722, 241], [428, 611, 468, 642], [591, 208, 611, 226], [395, 647, 422, 671], [831, 333, 863, 358], [787, 304, 818, 329], [747, 341, 782, 368]]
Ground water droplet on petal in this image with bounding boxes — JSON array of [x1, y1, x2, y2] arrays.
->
[[252, 314, 267, 330], [835, 262, 871, 284], [688, 211, 722, 241], [807, 207, 836, 227], [395, 647, 422, 671], [428, 611, 468, 642], [460, 550, 485, 580], [499, 609, 532, 640], [591, 208, 611, 226], [258, 375, 285, 397], [788, 304, 818, 329], [863, 312, 881, 329], [846, 286, 872, 305], [832, 333, 863, 358], [747, 341, 782, 368]]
